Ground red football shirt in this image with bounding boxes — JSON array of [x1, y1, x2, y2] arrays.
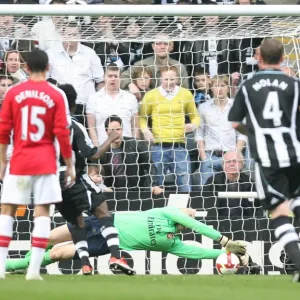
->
[[0, 79, 72, 175]]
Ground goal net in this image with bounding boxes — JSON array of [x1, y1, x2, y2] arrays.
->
[[1, 4, 300, 275]]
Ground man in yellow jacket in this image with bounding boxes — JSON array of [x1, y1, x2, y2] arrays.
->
[[140, 66, 200, 192]]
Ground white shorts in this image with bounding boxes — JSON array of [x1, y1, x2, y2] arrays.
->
[[1, 174, 62, 205]]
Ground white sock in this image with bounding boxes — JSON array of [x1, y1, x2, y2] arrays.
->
[[0, 215, 14, 278], [27, 216, 50, 277]]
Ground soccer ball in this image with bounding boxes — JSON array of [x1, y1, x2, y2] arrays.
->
[[216, 253, 240, 275]]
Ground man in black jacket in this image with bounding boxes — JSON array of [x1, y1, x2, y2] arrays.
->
[[202, 150, 261, 218], [100, 115, 163, 194]]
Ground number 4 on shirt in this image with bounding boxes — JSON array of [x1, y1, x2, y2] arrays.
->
[[21, 105, 46, 142], [262, 91, 283, 127]]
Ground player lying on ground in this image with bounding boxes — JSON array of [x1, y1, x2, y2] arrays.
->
[[6, 207, 248, 272], [55, 83, 136, 275]]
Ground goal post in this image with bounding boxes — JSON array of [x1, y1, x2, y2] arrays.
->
[[0, 5, 298, 275]]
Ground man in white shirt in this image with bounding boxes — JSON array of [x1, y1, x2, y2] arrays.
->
[[86, 63, 139, 146], [31, 0, 65, 52], [195, 75, 246, 186], [47, 22, 104, 124]]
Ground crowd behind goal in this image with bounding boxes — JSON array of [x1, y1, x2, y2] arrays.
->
[[0, 0, 298, 223]]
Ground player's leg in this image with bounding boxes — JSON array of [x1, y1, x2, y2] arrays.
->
[[57, 187, 92, 275], [255, 163, 300, 282], [0, 174, 32, 279], [91, 194, 135, 275], [26, 203, 51, 280], [49, 224, 73, 246], [25, 174, 61, 281]]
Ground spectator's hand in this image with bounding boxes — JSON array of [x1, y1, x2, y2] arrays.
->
[[231, 72, 240, 87], [64, 166, 76, 189], [0, 162, 7, 181], [200, 153, 207, 161], [152, 186, 164, 195], [143, 128, 154, 142], [185, 123, 197, 133], [128, 83, 141, 101], [107, 130, 120, 143]]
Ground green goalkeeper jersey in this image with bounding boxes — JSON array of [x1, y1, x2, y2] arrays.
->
[[114, 207, 224, 260]]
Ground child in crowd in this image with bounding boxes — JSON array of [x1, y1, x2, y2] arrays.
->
[[193, 71, 211, 107]]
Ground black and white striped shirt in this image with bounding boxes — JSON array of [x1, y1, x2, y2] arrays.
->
[[228, 70, 300, 169], [60, 118, 98, 177]]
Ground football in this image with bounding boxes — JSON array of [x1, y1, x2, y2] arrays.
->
[[216, 253, 240, 275]]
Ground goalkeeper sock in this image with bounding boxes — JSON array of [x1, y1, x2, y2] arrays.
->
[[0, 215, 14, 279], [6, 257, 30, 272], [98, 216, 120, 259], [272, 216, 300, 270], [27, 216, 50, 278], [41, 249, 54, 267]]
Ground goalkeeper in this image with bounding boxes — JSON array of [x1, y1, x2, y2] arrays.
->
[[6, 207, 247, 272]]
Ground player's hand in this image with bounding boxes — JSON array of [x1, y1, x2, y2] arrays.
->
[[219, 236, 247, 255], [0, 162, 7, 181], [107, 130, 120, 143], [64, 166, 76, 189], [151, 186, 164, 195]]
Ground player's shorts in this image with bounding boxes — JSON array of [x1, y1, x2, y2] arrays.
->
[[56, 178, 107, 224], [254, 162, 300, 210], [1, 174, 62, 205], [67, 216, 110, 258]]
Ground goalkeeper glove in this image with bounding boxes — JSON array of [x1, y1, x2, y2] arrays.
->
[[219, 236, 247, 255]]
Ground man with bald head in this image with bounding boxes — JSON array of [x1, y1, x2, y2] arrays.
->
[[203, 150, 258, 218]]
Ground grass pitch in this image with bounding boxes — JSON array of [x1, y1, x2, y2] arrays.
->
[[0, 275, 298, 300]]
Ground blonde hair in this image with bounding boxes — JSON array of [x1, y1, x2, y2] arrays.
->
[[159, 65, 178, 76], [210, 75, 230, 87]]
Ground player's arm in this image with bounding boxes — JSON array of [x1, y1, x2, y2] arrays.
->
[[162, 208, 246, 255], [167, 238, 225, 260], [54, 91, 74, 184], [228, 85, 248, 135], [73, 121, 119, 161], [0, 91, 13, 179]]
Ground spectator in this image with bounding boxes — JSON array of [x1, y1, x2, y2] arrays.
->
[[0, 16, 34, 62], [131, 66, 152, 102], [140, 66, 200, 192], [202, 150, 258, 218], [83, 17, 124, 68], [193, 71, 211, 107], [31, 0, 66, 51], [195, 75, 246, 186], [99, 115, 163, 194], [121, 33, 189, 98], [47, 22, 104, 124], [117, 17, 155, 69], [87, 165, 112, 192], [2, 50, 28, 83], [0, 75, 13, 109], [180, 15, 239, 78], [86, 63, 139, 146]]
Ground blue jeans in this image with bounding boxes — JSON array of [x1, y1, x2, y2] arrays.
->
[[200, 152, 223, 185], [151, 145, 191, 192]]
